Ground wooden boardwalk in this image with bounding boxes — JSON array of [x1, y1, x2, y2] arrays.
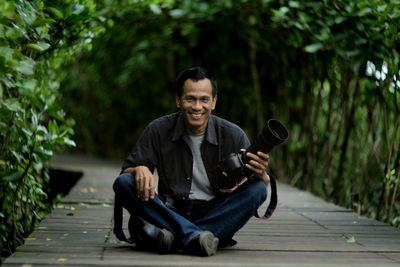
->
[[3, 155, 400, 266]]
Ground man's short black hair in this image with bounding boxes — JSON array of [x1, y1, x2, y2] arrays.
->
[[176, 66, 218, 98]]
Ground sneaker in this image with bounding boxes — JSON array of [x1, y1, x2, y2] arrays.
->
[[157, 229, 175, 254], [186, 231, 219, 257]]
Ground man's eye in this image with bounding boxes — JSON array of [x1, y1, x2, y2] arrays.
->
[[201, 98, 210, 103]]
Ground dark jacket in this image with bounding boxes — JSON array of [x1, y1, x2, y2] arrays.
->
[[122, 112, 250, 200]]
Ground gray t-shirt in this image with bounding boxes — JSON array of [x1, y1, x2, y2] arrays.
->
[[187, 132, 215, 201]]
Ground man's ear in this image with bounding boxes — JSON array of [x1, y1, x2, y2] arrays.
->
[[211, 95, 218, 110], [176, 94, 181, 108]]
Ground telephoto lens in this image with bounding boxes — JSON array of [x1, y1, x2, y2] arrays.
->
[[246, 119, 289, 156]]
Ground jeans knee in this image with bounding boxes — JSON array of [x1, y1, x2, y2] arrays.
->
[[248, 180, 268, 203], [113, 173, 134, 193]]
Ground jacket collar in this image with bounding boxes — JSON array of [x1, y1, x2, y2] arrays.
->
[[172, 112, 218, 146]]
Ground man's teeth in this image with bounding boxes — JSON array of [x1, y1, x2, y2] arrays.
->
[[191, 113, 202, 117]]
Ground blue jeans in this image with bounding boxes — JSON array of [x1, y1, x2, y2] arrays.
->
[[113, 173, 267, 248]]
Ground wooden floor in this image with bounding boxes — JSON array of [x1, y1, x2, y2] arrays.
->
[[3, 155, 400, 266]]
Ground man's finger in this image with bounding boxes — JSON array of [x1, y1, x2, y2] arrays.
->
[[143, 184, 150, 201], [150, 186, 156, 199], [136, 177, 143, 198], [245, 163, 264, 175], [257, 151, 269, 160]]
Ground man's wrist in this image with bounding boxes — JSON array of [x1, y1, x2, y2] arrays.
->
[[258, 172, 270, 186], [123, 167, 137, 174]]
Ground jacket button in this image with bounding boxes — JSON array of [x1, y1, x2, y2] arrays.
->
[[186, 177, 191, 182], [182, 196, 186, 200]]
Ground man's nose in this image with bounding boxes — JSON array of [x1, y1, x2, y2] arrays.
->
[[193, 100, 202, 109]]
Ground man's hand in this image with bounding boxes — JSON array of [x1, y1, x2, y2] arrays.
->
[[245, 151, 271, 186], [124, 166, 158, 201]]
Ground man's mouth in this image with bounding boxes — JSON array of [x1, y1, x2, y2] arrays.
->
[[189, 112, 204, 119]]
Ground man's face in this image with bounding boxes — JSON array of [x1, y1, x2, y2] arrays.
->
[[176, 78, 217, 134]]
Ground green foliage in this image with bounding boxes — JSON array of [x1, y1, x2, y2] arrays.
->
[[0, 0, 103, 255]]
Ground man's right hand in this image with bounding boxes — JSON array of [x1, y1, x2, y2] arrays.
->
[[123, 166, 158, 201]]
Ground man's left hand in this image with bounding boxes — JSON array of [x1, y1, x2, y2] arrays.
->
[[245, 151, 270, 186]]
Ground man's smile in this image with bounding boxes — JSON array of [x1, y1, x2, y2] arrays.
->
[[189, 112, 205, 119]]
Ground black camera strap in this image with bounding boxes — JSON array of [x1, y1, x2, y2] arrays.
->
[[254, 174, 277, 220], [113, 194, 134, 243]]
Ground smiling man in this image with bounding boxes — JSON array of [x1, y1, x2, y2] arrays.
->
[[113, 67, 270, 256]]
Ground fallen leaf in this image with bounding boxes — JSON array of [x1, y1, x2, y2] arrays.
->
[[89, 187, 98, 192], [58, 258, 68, 262], [80, 188, 88, 193], [346, 236, 356, 243], [66, 212, 74, 216]]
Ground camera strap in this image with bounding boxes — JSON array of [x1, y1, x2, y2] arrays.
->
[[254, 174, 277, 220], [113, 194, 134, 244]]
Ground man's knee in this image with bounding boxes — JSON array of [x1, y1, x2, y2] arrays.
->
[[247, 180, 268, 203], [113, 173, 134, 193]]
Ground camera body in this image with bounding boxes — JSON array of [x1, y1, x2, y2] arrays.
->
[[217, 119, 289, 189]]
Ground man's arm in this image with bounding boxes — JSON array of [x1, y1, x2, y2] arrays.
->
[[123, 166, 158, 201], [244, 151, 270, 186]]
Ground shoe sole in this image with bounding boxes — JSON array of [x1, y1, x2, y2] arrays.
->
[[198, 231, 219, 256], [157, 229, 174, 253]]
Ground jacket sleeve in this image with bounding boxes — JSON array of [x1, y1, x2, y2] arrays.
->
[[121, 123, 158, 174]]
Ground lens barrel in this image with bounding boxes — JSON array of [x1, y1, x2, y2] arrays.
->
[[247, 119, 289, 155]]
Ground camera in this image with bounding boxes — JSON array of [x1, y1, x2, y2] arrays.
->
[[217, 119, 289, 188]]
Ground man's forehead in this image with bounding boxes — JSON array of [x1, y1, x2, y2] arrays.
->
[[182, 78, 213, 95]]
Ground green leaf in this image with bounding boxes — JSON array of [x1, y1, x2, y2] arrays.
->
[[169, 9, 185, 18], [31, 109, 38, 126], [304, 43, 324, 53], [3, 170, 22, 182], [46, 7, 64, 20], [17, 79, 37, 96], [2, 98, 22, 111], [150, 4, 162, 15], [55, 137, 76, 147], [63, 137, 76, 147], [49, 119, 59, 136], [346, 236, 356, 243], [26, 43, 45, 53], [16, 60, 35, 75], [36, 125, 48, 136], [34, 146, 53, 160], [0, 46, 14, 62]]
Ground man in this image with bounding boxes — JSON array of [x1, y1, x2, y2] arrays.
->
[[113, 66, 270, 256]]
